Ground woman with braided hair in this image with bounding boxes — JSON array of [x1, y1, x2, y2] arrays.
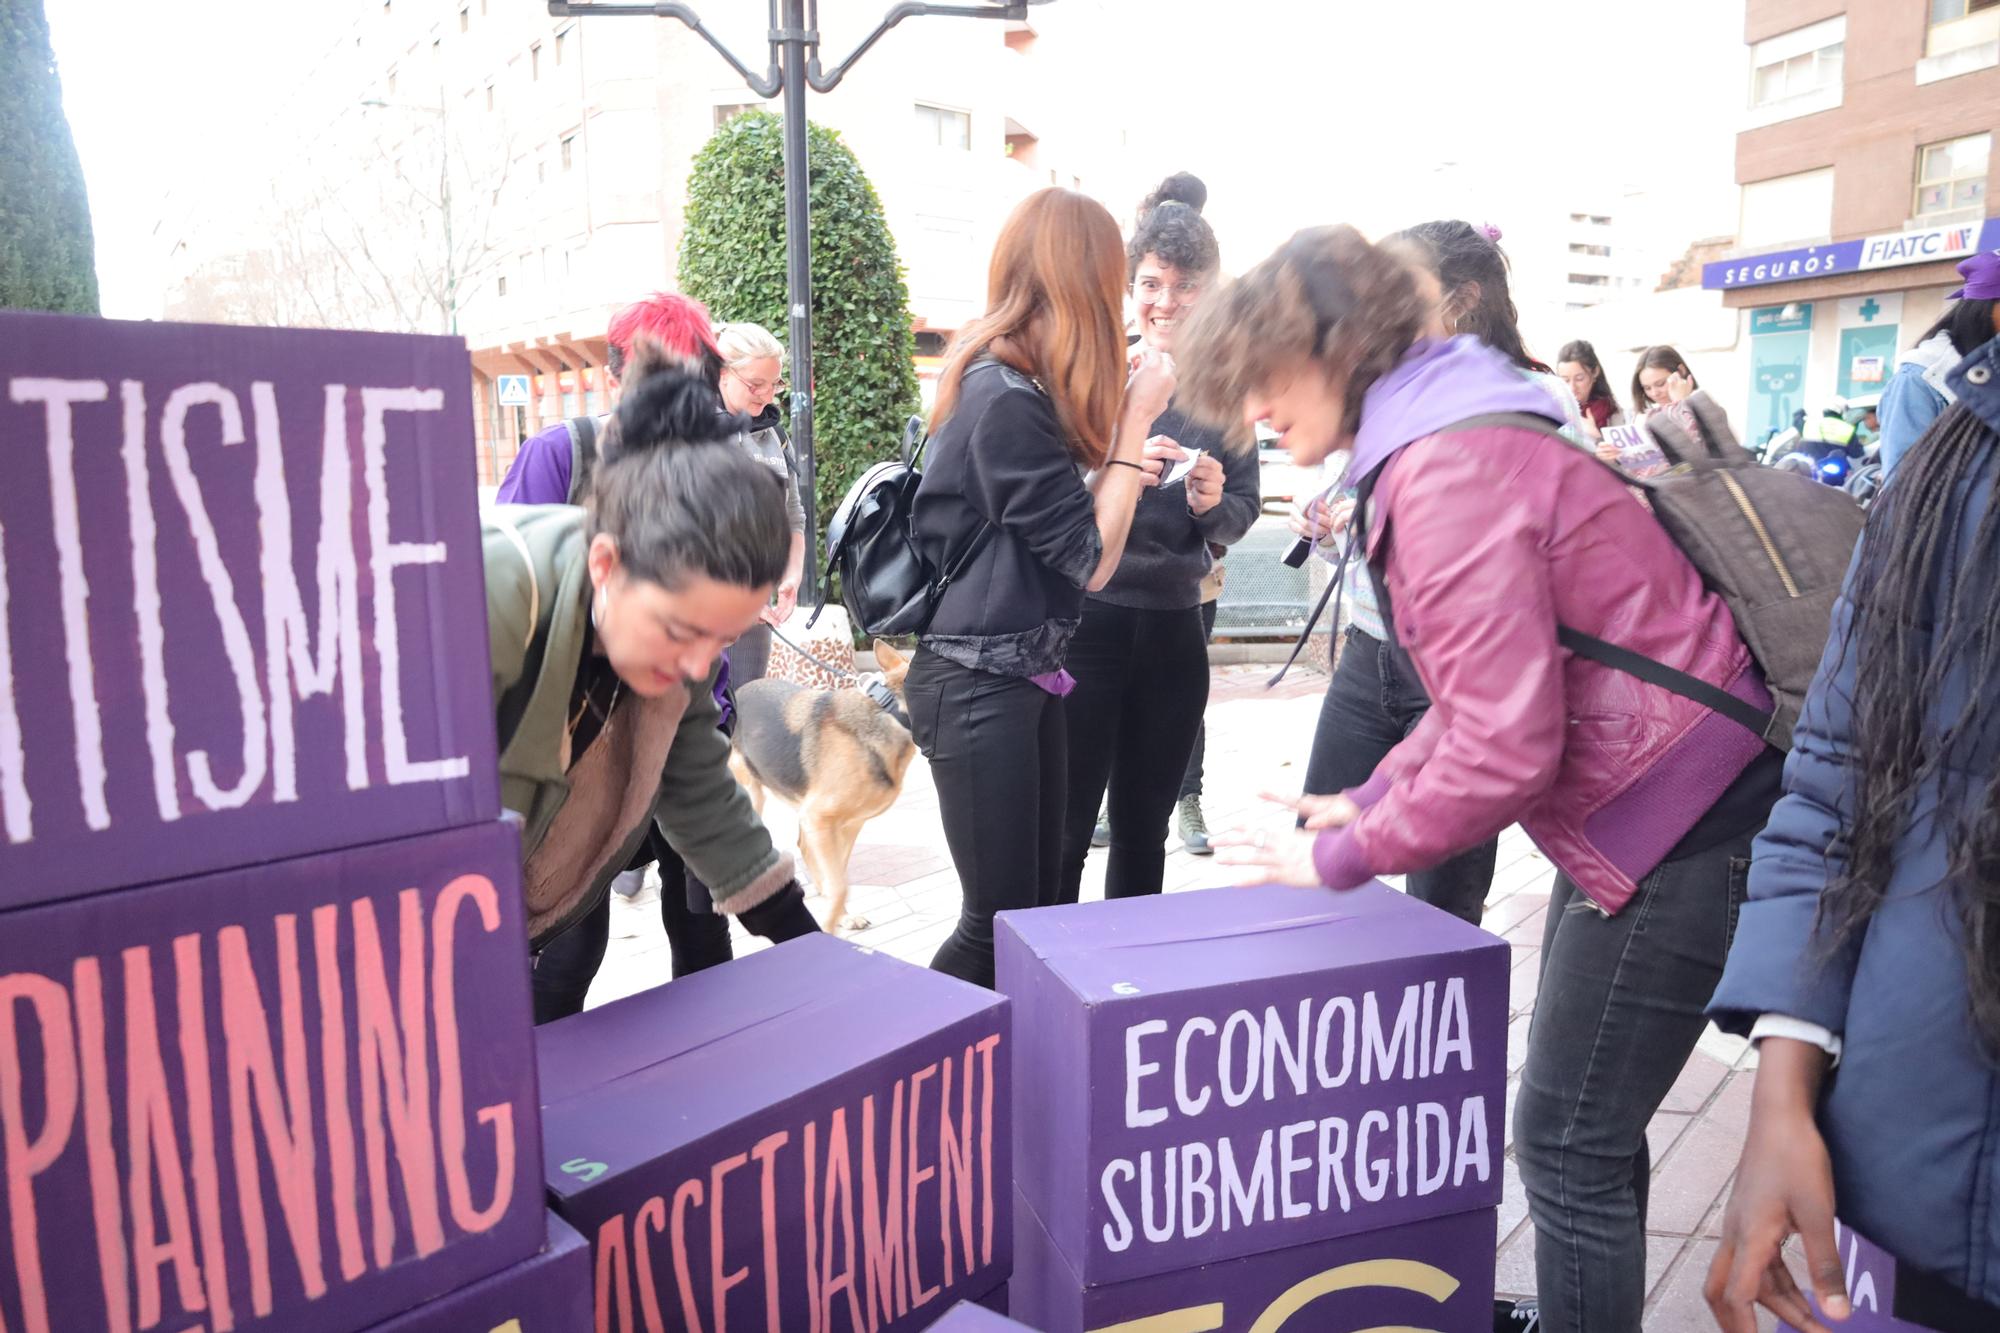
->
[[1706, 333, 2000, 1333]]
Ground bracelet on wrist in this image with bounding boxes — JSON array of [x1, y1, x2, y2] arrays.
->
[[1106, 459, 1146, 473]]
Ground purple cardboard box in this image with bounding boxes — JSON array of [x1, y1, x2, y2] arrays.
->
[[0, 820, 544, 1333], [0, 311, 498, 911], [995, 882, 1508, 1287], [928, 1300, 1033, 1330], [1013, 1186, 1495, 1333], [1779, 1222, 1946, 1332], [537, 934, 1011, 1332], [360, 1212, 590, 1332]]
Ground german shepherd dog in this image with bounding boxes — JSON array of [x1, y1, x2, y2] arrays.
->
[[728, 641, 914, 934]]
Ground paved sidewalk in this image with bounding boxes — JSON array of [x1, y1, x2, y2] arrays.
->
[[593, 664, 1764, 1330]]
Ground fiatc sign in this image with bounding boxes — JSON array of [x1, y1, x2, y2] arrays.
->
[[1704, 217, 2000, 291]]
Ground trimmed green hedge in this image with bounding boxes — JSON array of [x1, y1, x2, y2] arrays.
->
[[679, 110, 920, 534], [1, 0, 100, 314]]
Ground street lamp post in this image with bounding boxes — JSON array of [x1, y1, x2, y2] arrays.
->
[[547, 0, 1048, 606]]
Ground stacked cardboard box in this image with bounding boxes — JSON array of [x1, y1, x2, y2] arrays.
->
[[1779, 1223, 1947, 1333], [0, 314, 579, 1331], [996, 882, 1510, 1333], [537, 933, 1013, 1330]]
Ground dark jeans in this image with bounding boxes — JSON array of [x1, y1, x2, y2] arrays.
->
[[1058, 601, 1209, 902], [904, 648, 1065, 988], [1513, 841, 1752, 1332], [530, 844, 734, 1024], [1302, 627, 1495, 926], [1178, 598, 1221, 801]]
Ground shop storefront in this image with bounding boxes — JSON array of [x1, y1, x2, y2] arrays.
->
[[1707, 216, 2000, 448]]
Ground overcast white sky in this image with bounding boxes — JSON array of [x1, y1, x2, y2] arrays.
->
[[47, 0, 1749, 320]]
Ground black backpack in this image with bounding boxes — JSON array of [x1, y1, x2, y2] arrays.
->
[[808, 415, 994, 638]]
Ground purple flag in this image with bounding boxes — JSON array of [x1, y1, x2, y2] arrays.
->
[[995, 882, 1509, 1287], [0, 312, 499, 911], [537, 934, 1013, 1331], [0, 819, 543, 1333]]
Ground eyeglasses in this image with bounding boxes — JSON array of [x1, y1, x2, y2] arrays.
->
[[729, 367, 787, 396], [1135, 278, 1204, 307]]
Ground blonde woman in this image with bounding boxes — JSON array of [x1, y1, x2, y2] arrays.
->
[[714, 320, 806, 679]]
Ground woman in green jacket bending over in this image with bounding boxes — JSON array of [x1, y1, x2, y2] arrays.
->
[[485, 341, 818, 1018]]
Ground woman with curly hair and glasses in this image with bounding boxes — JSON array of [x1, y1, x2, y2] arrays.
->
[[1178, 225, 1784, 1333]]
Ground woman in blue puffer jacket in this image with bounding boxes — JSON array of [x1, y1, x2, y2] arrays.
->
[[1706, 332, 2000, 1333]]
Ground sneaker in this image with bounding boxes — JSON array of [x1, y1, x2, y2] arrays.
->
[[1178, 795, 1213, 855], [1493, 1298, 1540, 1331], [1091, 802, 1110, 848]]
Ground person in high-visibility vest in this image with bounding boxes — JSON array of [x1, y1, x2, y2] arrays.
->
[[1801, 396, 1863, 463]]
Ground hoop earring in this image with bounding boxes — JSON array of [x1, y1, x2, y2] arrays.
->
[[591, 582, 607, 629]]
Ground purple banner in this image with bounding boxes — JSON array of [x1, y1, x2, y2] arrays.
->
[[361, 1213, 590, 1332], [995, 883, 1509, 1287], [1779, 1222, 1942, 1333], [929, 1301, 1033, 1330], [1013, 1186, 1495, 1333], [0, 312, 499, 911], [537, 934, 1012, 1333], [0, 820, 543, 1333]]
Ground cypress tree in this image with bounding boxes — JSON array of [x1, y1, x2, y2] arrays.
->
[[1, 0, 101, 314]]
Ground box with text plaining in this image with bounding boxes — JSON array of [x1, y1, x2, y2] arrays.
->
[[0, 820, 543, 1333], [1011, 1184, 1495, 1333], [536, 933, 1012, 1332], [0, 311, 498, 911], [359, 1212, 590, 1333], [995, 882, 1508, 1287]]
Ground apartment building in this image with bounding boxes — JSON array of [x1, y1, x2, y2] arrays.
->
[[1705, 0, 1999, 446]]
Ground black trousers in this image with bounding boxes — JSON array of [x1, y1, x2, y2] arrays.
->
[[1301, 626, 1495, 926], [1057, 600, 1210, 903], [1179, 598, 1221, 801], [529, 840, 735, 1024], [904, 648, 1065, 989]]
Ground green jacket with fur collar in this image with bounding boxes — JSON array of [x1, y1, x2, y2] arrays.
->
[[483, 505, 792, 944]]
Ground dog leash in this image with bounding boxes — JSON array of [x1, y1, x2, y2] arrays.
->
[[765, 624, 910, 727]]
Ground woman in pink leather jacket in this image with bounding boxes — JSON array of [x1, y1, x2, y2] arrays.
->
[[1178, 225, 1784, 1333]]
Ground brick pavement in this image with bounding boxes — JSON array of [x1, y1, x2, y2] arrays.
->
[[593, 664, 1766, 1330]]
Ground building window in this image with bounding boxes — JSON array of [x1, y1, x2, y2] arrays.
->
[[1931, 0, 2000, 24], [485, 82, 495, 111], [458, 3, 469, 31], [555, 27, 569, 64], [537, 156, 547, 184], [915, 102, 971, 151], [1914, 132, 1991, 218], [386, 67, 398, 96], [1747, 16, 1845, 121], [1568, 212, 1612, 226], [714, 102, 759, 129], [1568, 242, 1612, 257], [1923, 0, 2000, 78], [498, 275, 508, 297], [561, 134, 575, 170], [530, 43, 542, 80], [1568, 274, 1612, 287]]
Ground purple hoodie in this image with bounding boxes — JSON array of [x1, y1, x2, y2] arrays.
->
[[1347, 335, 1569, 483]]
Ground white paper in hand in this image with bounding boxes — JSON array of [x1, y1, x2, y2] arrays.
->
[[1159, 446, 1199, 488]]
